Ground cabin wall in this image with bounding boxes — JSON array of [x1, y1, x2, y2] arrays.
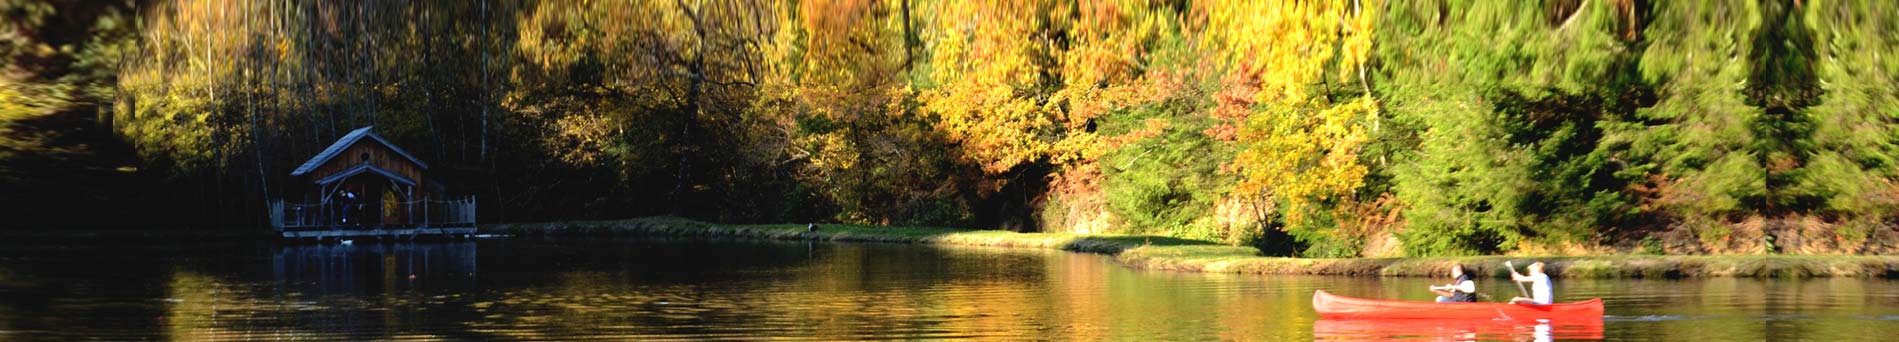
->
[[306, 141, 427, 193]]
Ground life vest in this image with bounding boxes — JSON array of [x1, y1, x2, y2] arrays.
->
[[1449, 273, 1478, 302]]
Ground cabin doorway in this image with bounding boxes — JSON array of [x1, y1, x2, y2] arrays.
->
[[333, 183, 370, 226], [382, 188, 402, 225]]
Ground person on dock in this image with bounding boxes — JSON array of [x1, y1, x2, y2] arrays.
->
[[1429, 263, 1478, 302], [340, 190, 358, 224], [1507, 261, 1553, 305]]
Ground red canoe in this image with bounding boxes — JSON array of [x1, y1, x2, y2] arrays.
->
[[1312, 290, 1603, 320]]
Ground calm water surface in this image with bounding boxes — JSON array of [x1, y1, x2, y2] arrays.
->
[[1, 238, 1897, 340]]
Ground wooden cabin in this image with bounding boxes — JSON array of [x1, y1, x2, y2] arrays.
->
[[271, 126, 475, 239]]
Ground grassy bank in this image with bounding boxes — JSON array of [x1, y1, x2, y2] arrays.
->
[[484, 217, 1899, 279]]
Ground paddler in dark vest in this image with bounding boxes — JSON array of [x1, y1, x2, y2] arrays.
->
[[1430, 263, 1478, 303]]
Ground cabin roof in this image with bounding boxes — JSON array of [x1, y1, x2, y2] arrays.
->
[[290, 126, 429, 176], [315, 163, 418, 187]]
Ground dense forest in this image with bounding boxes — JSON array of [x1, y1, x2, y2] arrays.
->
[[3, 0, 1896, 256]]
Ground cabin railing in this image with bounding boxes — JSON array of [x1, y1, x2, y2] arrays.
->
[[270, 200, 285, 232], [271, 196, 477, 231]]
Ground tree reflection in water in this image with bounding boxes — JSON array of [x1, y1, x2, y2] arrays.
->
[[4, 240, 1899, 340]]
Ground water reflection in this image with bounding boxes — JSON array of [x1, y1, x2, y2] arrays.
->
[[2, 239, 1899, 340], [1313, 318, 1604, 341], [272, 242, 479, 294]]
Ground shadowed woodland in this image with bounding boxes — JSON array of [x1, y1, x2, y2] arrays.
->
[[4, 0, 1899, 256]]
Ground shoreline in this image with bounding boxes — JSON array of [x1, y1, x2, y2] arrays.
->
[[483, 217, 1899, 279]]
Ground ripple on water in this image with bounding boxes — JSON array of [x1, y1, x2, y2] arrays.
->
[[1604, 314, 1695, 322]]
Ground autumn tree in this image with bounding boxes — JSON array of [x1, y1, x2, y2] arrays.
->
[[1197, 0, 1378, 255]]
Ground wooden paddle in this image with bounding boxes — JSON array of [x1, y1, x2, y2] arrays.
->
[[1505, 260, 1530, 299]]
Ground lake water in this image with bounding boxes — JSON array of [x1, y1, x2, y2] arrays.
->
[[0, 238, 1896, 340]]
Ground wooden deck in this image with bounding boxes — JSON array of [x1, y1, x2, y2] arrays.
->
[[271, 196, 477, 240], [280, 225, 477, 239]]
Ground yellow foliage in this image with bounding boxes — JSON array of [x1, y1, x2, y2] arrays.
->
[[1204, 0, 1380, 225], [923, 0, 1166, 175], [549, 113, 618, 166]]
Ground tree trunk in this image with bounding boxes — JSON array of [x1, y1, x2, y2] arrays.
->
[[673, 0, 709, 216], [901, 0, 916, 70]]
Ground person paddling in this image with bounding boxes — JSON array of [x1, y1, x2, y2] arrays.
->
[[1506, 261, 1553, 305], [1429, 263, 1477, 303]]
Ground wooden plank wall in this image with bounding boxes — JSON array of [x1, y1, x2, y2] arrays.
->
[[307, 141, 426, 189]]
